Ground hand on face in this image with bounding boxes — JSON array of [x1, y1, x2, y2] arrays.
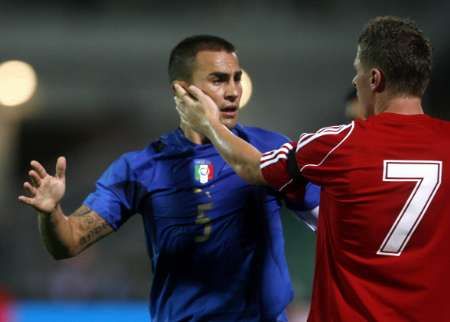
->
[[174, 83, 221, 136]]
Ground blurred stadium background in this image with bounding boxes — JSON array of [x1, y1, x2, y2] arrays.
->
[[1, 0, 450, 321]]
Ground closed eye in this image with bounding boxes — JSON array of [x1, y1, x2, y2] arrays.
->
[[209, 73, 229, 84], [234, 71, 242, 82]]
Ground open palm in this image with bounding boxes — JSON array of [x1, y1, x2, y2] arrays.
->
[[19, 157, 66, 214]]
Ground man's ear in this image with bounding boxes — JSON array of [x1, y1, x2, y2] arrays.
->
[[171, 80, 189, 93], [370, 68, 385, 93]]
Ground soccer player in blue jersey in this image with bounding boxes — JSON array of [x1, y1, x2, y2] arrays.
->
[[18, 35, 319, 322]]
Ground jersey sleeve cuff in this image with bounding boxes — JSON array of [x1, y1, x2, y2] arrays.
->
[[83, 196, 120, 231]]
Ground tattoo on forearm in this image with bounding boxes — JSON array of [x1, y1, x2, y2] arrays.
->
[[72, 207, 91, 217], [79, 222, 110, 247], [81, 213, 95, 226], [71, 207, 112, 248]]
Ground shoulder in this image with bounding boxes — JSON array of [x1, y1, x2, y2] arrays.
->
[[120, 128, 182, 166], [106, 145, 159, 181], [423, 117, 450, 147], [428, 116, 450, 132], [118, 146, 156, 166], [238, 125, 290, 151]]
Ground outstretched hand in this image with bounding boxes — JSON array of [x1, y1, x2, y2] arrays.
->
[[173, 83, 220, 136], [18, 156, 67, 214]]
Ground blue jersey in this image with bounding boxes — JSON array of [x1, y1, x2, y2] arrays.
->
[[84, 124, 320, 322]]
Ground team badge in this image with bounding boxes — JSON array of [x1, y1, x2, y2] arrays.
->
[[194, 160, 214, 184]]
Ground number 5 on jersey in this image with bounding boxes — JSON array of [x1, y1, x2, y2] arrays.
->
[[195, 203, 212, 243], [378, 160, 442, 256]]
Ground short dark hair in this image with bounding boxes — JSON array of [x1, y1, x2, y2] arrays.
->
[[358, 16, 432, 97], [168, 35, 236, 82]]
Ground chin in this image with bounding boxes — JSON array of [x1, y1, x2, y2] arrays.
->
[[220, 118, 238, 129]]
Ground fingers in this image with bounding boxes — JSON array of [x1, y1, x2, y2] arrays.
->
[[24, 181, 36, 195], [18, 195, 34, 206], [55, 156, 66, 179], [174, 96, 189, 118], [174, 83, 196, 105], [174, 96, 183, 110], [187, 85, 217, 110], [173, 83, 187, 96], [187, 85, 204, 100], [29, 170, 41, 187], [173, 83, 186, 97], [175, 104, 189, 127], [18, 188, 38, 206], [19, 181, 37, 206], [26, 157, 66, 184], [30, 160, 48, 178], [174, 102, 183, 115]]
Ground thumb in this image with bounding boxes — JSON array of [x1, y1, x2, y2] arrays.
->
[[56, 156, 66, 179]]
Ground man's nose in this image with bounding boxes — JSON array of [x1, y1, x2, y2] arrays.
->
[[225, 81, 239, 101]]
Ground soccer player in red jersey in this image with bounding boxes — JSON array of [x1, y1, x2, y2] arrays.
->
[[174, 16, 450, 322]]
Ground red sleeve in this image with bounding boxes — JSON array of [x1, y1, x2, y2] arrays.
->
[[260, 142, 295, 190], [261, 122, 354, 189]]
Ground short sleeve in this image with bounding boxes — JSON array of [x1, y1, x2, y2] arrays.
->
[[83, 155, 140, 230]]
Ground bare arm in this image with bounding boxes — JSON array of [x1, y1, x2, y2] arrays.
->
[[19, 157, 113, 260], [174, 84, 265, 185], [38, 205, 113, 259]]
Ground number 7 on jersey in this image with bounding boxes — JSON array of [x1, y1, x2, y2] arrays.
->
[[378, 160, 442, 256]]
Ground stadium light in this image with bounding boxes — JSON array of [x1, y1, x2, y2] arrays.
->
[[239, 69, 253, 109], [0, 60, 37, 107]]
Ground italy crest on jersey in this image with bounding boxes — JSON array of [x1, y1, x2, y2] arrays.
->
[[194, 160, 214, 184]]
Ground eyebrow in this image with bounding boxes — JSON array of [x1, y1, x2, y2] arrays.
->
[[208, 70, 243, 79], [209, 72, 229, 79]]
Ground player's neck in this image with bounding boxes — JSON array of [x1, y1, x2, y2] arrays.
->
[[180, 123, 209, 145], [375, 94, 424, 115]]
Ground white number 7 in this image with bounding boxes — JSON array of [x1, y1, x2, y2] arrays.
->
[[378, 160, 442, 256]]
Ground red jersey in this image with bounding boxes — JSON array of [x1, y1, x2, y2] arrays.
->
[[261, 113, 450, 322]]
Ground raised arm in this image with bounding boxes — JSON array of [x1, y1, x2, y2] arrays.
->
[[174, 84, 265, 185], [18, 157, 113, 259]]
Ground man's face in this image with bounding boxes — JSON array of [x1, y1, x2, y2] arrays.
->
[[352, 47, 374, 118], [189, 50, 243, 129]]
